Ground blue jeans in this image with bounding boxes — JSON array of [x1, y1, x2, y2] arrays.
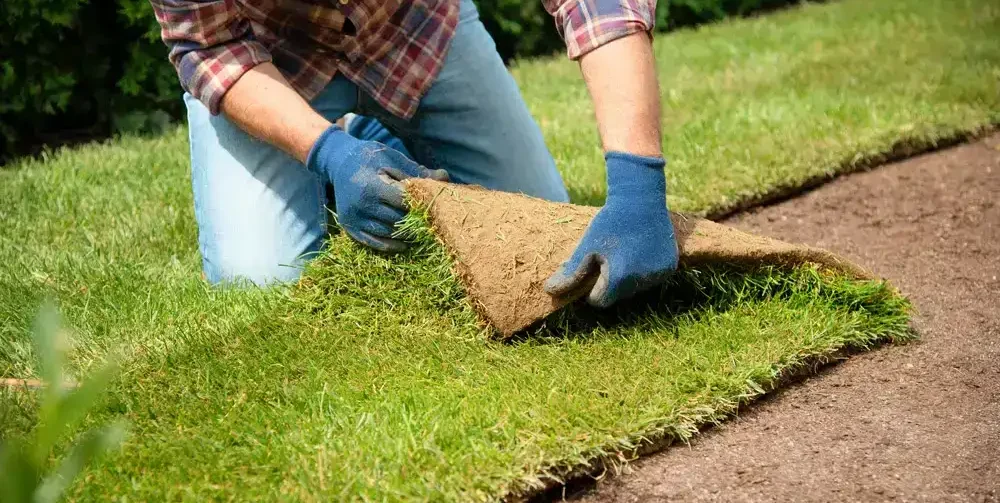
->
[[186, 0, 569, 285]]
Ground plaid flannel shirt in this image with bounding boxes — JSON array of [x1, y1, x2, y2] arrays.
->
[[151, 0, 656, 119]]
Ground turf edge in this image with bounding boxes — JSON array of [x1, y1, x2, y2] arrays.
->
[[704, 123, 999, 220]]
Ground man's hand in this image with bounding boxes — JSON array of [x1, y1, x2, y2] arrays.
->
[[545, 32, 676, 307], [545, 152, 678, 307], [306, 126, 448, 252]]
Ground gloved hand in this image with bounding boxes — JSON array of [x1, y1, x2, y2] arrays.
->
[[544, 151, 679, 307], [306, 124, 448, 252]]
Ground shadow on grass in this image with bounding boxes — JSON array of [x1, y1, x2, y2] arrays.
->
[[506, 272, 720, 345]]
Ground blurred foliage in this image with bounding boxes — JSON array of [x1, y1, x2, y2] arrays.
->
[[0, 303, 125, 503], [0, 0, 799, 162]]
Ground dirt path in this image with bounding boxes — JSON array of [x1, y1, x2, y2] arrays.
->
[[575, 134, 1000, 502]]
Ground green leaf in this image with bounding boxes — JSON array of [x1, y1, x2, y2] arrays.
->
[[0, 438, 40, 503], [31, 302, 63, 394], [34, 361, 117, 463], [32, 302, 66, 461], [34, 423, 126, 503]]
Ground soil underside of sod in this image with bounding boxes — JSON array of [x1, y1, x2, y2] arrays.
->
[[568, 134, 1000, 503]]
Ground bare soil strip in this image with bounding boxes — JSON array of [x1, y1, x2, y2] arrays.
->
[[573, 135, 1000, 502]]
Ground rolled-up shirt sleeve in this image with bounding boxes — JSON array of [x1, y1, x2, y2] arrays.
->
[[150, 0, 272, 114], [543, 0, 657, 60]]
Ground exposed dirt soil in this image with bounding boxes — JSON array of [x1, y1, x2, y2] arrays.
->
[[406, 179, 869, 337], [573, 135, 1000, 502]]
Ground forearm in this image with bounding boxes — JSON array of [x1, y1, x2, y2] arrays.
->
[[578, 32, 662, 157], [219, 62, 331, 162]]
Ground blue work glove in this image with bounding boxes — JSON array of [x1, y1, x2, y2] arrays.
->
[[544, 151, 679, 308], [306, 125, 448, 252]]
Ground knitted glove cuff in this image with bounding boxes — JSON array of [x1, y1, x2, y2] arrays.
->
[[604, 151, 667, 202], [306, 125, 357, 178]]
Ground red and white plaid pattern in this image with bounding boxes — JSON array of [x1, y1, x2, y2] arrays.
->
[[151, 0, 656, 118], [544, 0, 657, 59]]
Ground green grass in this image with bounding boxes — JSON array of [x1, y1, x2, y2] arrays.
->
[[0, 0, 995, 499]]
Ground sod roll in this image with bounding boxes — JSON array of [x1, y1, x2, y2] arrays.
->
[[406, 179, 873, 336]]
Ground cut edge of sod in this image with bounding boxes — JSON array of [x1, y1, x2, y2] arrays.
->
[[703, 123, 998, 220], [394, 205, 913, 500]]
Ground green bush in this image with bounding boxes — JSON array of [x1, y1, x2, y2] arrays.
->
[[0, 0, 799, 162], [664, 0, 806, 28], [0, 0, 178, 161], [477, 0, 565, 63]]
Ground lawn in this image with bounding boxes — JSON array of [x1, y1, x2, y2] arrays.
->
[[0, 0, 997, 500]]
